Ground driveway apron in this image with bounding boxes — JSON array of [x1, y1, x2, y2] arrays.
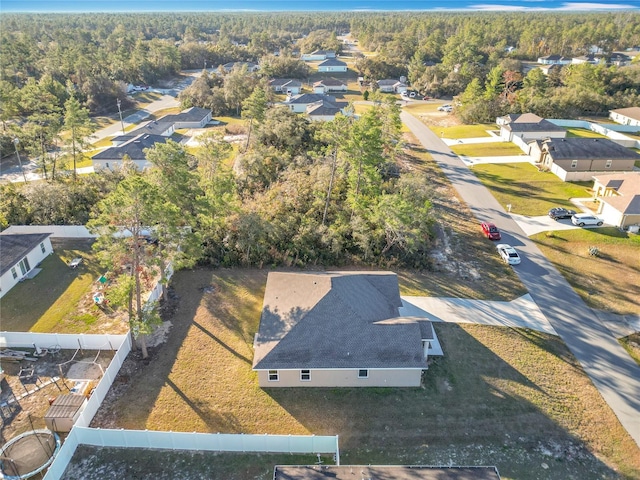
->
[[401, 111, 640, 448]]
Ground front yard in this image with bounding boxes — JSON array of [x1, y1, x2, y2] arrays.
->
[[449, 142, 524, 157], [472, 162, 591, 216]]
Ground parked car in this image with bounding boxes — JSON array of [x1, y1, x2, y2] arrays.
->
[[438, 104, 452, 112], [481, 222, 501, 240], [548, 207, 577, 220], [496, 244, 521, 265], [409, 91, 417, 98], [571, 213, 603, 227]]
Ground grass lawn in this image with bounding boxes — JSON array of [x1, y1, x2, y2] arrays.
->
[[429, 124, 497, 139], [472, 163, 591, 216], [91, 267, 640, 480], [620, 333, 640, 366], [565, 128, 607, 138], [404, 103, 442, 115], [530, 228, 640, 315], [0, 239, 126, 334], [449, 142, 524, 157]]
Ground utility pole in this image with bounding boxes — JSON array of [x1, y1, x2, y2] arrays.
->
[[12, 138, 27, 182], [117, 98, 125, 134]]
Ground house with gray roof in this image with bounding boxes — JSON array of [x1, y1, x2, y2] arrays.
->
[[609, 107, 640, 127], [301, 50, 336, 61], [376, 79, 408, 93], [92, 134, 168, 171], [274, 465, 501, 480], [497, 113, 567, 142], [593, 173, 640, 229], [252, 271, 442, 388], [0, 233, 52, 298], [269, 78, 303, 95], [161, 107, 213, 129], [313, 78, 347, 94], [537, 54, 572, 65], [537, 137, 640, 181], [284, 93, 338, 113], [317, 58, 347, 73]]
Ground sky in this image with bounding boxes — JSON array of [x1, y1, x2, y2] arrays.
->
[[1, 0, 638, 12]]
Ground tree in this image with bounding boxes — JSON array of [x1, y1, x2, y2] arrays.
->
[[241, 86, 269, 150], [64, 92, 95, 180]]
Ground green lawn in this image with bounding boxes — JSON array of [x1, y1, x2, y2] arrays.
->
[[90, 268, 640, 480], [450, 142, 524, 157], [472, 162, 591, 215], [429, 124, 497, 139], [565, 128, 607, 138]]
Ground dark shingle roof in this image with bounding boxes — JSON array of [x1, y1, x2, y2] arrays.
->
[[253, 272, 427, 370], [0, 233, 51, 276], [307, 101, 343, 117], [313, 78, 346, 87], [544, 138, 640, 161], [163, 107, 211, 123], [128, 121, 174, 137], [92, 134, 167, 161], [270, 78, 303, 88], [286, 93, 336, 105], [318, 58, 347, 67], [274, 466, 502, 480]]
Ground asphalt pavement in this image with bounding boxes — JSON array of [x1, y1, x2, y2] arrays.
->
[[402, 111, 640, 448]]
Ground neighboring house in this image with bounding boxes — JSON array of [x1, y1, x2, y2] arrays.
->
[[592, 173, 640, 229], [572, 54, 604, 65], [274, 466, 501, 480], [313, 78, 347, 94], [609, 52, 632, 66], [537, 54, 572, 65], [92, 134, 167, 170], [301, 50, 336, 61], [220, 61, 259, 73], [126, 120, 175, 139], [269, 78, 303, 95], [609, 107, 640, 127], [252, 271, 442, 388], [162, 107, 213, 129], [317, 58, 348, 73], [284, 93, 338, 113], [536, 138, 640, 181], [497, 113, 567, 142], [538, 64, 562, 76], [306, 99, 348, 121], [376, 79, 408, 93], [0, 233, 53, 298]]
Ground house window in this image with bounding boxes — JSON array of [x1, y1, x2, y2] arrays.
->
[[268, 370, 279, 381], [11, 267, 18, 279], [40, 242, 46, 253], [605, 160, 612, 168], [300, 370, 311, 381], [19, 257, 31, 275], [358, 369, 369, 379], [571, 160, 578, 169]]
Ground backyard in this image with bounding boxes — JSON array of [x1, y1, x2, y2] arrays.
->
[[87, 267, 640, 480]]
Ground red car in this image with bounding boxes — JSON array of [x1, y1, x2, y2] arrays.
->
[[481, 222, 501, 240]]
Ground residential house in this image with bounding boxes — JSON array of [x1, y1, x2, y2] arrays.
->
[[252, 271, 442, 388], [306, 99, 348, 121], [609, 107, 640, 127], [376, 79, 408, 93], [497, 113, 567, 142], [301, 50, 336, 61], [592, 173, 640, 229], [0, 233, 53, 298], [313, 78, 347, 94], [536, 138, 640, 181], [572, 54, 604, 65], [92, 134, 168, 171], [538, 64, 562, 76], [161, 107, 213, 129], [269, 78, 303, 95], [537, 55, 572, 65], [220, 61, 259, 73], [283, 93, 338, 113], [609, 52, 632, 66], [274, 466, 501, 480], [317, 58, 348, 73]]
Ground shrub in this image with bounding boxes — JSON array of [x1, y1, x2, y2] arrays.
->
[[588, 246, 600, 257]]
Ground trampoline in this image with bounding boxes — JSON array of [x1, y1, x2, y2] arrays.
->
[[0, 429, 61, 479]]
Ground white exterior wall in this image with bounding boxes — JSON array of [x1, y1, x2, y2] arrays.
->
[[610, 112, 640, 127], [302, 54, 326, 61], [257, 368, 422, 387], [173, 112, 212, 129], [318, 66, 347, 72], [0, 236, 53, 299], [287, 103, 308, 113], [599, 202, 640, 228]]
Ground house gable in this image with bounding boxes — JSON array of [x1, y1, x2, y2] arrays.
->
[[0, 233, 51, 277]]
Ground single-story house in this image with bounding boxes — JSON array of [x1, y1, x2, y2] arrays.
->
[[252, 271, 442, 388], [92, 134, 167, 171], [301, 50, 336, 61], [220, 62, 260, 73], [274, 466, 501, 480], [609, 52, 632, 66], [497, 113, 567, 142], [572, 54, 604, 65], [609, 107, 640, 127], [125, 120, 175, 139], [313, 78, 347, 94], [283, 93, 338, 113], [592, 173, 640, 229], [269, 78, 303, 95], [376, 79, 408, 93], [317, 58, 347, 73], [536, 137, 640, 181], [161, 107, 213, 129], [306, 99, 348, 121], [0, 233, 53, 298], [538, 64, 562, 76], [537, 54, 572, 65]]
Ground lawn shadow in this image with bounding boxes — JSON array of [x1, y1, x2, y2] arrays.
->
[[264, 323, 629, 479]]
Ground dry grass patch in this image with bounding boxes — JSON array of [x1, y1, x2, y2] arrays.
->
[[531, 228, 640, 315]]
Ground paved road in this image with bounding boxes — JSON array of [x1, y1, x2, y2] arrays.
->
[[402, 111, 640, 448]]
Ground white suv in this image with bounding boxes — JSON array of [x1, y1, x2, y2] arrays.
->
[[571, 213, 603, 227]]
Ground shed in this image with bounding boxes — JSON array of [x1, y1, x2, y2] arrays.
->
[[44, 394, 87, 432]]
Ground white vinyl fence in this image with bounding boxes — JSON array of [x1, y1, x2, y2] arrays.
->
[[549, 119, 640, 148]]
